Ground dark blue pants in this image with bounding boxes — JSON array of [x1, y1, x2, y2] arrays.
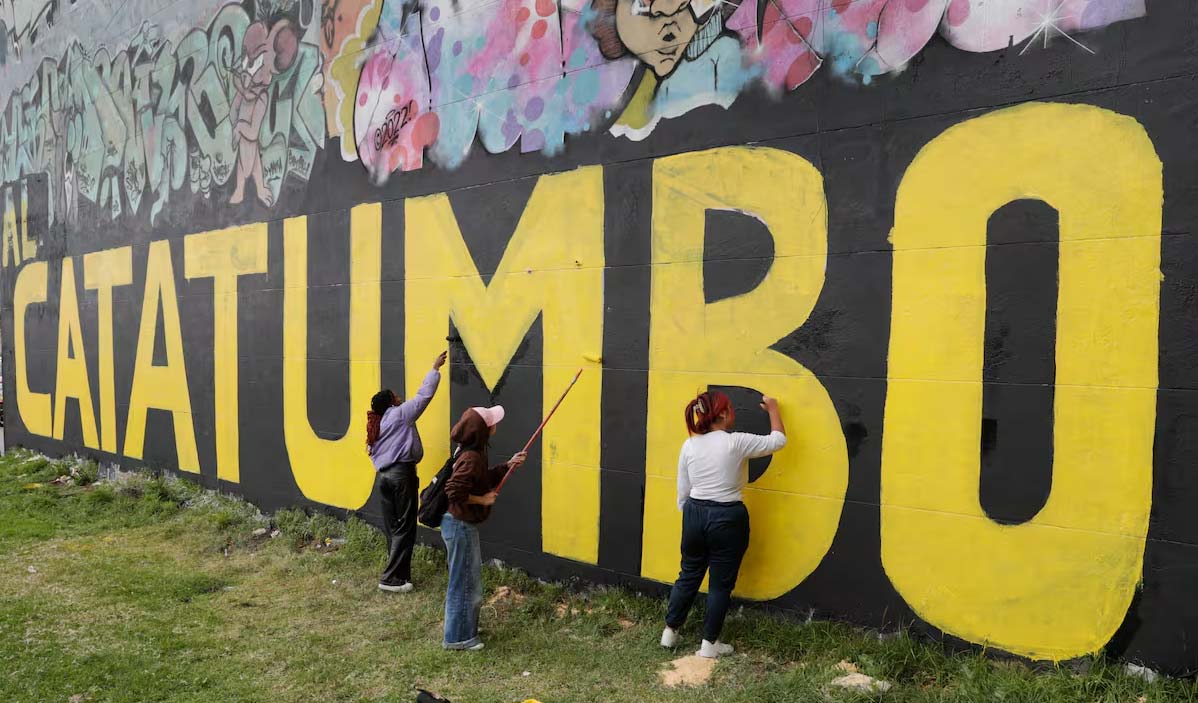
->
[[665, 498, 751, 642]]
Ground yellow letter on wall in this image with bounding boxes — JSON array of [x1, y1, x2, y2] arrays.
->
[[14, 261, 52, 436], [643, 146, 848, 600], [883, 102, 1162, 660], [405, 168, 604, 564], [2, 181, 35, 268], [124, 240, 200, 472], [282, 204, 380, 509], [83, 247, 133, 454], [185, 224, 268, 483], [52, 258, 99, 448]]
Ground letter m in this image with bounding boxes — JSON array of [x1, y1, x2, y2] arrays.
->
[[405, 167, 603, 564]]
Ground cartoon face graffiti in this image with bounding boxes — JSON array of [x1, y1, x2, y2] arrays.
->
[[590, 0, 748, 139], [230, 19, 299, 207], [616, 0, 699, 76], [593, 0, 731, 77]]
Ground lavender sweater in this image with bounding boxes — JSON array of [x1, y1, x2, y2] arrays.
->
[[369, 369, 441, 470]]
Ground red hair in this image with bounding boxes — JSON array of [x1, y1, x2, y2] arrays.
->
[[685, 391, 734, 435], [366, 411, 383, 447], [366, 389, 397, 448]]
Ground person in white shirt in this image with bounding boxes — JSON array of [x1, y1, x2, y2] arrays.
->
[[660, 390, 786, 658]]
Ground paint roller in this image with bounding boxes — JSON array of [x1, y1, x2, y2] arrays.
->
[[493, 368, 584, 495]]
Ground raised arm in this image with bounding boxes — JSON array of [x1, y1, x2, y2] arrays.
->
[[731, 396, 787, 459], [391, 352, 447, 423], [764, 396, 784, 434]]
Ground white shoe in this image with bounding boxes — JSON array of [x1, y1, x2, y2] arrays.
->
[[378, 581, 414, 593], [697, 640, 734, 658], [660, 626, 679, 648]]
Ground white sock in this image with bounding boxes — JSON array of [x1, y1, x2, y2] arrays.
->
[[698, 639, 734, 658], [660, 626, 679, 647]]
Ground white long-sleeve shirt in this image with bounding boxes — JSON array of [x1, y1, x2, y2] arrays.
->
[[676, 430, 788, 509]]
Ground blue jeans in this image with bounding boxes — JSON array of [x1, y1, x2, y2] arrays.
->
[[441, 514, 482, 649], [666, 499, 751, 642]]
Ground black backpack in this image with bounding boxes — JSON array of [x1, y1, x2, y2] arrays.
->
[[417, 447, 460, 529]]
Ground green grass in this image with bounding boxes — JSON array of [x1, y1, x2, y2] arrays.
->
[[0, 447, 1195, 703]]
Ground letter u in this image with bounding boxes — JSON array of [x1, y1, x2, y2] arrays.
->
[[282, 203, 382, 509]]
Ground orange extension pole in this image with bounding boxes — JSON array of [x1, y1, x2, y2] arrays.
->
[[493, 368, 583, 495]]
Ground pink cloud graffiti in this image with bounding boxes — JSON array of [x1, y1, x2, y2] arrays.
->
[[350, 0, 1145, 180]]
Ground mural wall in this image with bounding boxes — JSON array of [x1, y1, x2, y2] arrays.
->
[[4, 0, 1198, 673]]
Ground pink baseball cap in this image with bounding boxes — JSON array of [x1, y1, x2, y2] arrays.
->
[[471, 405, 505, 427]]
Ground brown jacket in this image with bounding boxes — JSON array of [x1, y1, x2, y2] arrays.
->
[[444, 409, 509, 524], [445, 450, 509, 524]]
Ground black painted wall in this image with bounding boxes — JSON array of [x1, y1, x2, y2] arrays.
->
[[3, 0, 1198, 672]]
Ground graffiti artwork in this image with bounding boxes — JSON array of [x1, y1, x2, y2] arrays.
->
[[0, 0, 324, 225], [340, 0, 1145, 180], [1, 0, 1144, 218]]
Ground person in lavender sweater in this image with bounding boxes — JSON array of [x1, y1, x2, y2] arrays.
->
[[366, 351, 448, 592]]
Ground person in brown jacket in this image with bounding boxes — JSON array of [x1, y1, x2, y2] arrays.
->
[[441, 406, 526, 651]]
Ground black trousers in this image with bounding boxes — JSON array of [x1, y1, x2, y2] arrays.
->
[[377, 462, 418, 585], [665, 498, 751, 642]]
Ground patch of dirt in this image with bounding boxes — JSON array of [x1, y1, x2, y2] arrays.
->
[[552, 601, 596, 618], [486, 586, 527, 609], [659, 655, 717, 688], [828, 672, 892, 693]]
